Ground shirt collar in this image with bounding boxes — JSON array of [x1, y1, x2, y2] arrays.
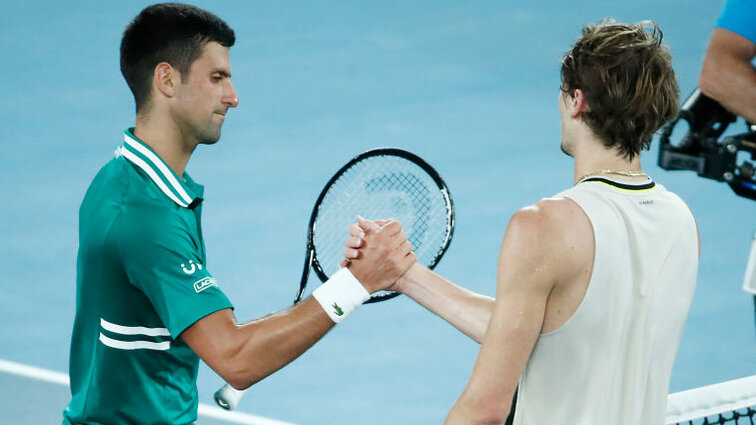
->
[[116, 128, 203, 209]]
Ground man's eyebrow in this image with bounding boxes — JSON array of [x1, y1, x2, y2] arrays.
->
[[212, 69, 231, 78]]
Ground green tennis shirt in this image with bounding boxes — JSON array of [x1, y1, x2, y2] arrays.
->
[[63, 128, 233, 425]]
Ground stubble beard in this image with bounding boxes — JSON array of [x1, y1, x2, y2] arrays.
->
[[560, 139, 574, 158], [196, 120, 223, 145]]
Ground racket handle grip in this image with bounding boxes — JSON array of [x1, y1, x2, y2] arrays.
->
[[214, 384, 246, 410]]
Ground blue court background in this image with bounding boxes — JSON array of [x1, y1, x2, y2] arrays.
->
[[1, 1, 754, 424]]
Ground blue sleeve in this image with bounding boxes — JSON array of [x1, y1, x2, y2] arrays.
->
[[716, 0, 756, 43]]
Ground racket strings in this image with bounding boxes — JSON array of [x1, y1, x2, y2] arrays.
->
[[365, 171, 432, 252], [313, 155, 452, 278]]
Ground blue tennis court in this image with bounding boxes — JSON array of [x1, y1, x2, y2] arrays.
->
[[1, 1, 754, 424]]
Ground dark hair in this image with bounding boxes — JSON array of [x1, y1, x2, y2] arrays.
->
[[120, 3, 235, 111], [560, 20, 679, 159]]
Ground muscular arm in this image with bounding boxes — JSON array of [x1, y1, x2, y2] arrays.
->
[[181, 301, 332, 390], [699, 28, 756, 122], [183, 219, 416, 390], [392, 265, 494, 343], [444, 200, 590, 424]]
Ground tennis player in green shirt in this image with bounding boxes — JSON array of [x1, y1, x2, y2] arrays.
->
[[62, 4, 416, 424]]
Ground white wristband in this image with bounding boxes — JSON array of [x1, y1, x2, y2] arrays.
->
[[312, 268, 370, 323]]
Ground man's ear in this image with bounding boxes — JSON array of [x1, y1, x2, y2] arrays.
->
[[153, 62, 178, 99], [570, 88, 588, 119]]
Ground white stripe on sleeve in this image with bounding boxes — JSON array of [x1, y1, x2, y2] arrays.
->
[[99, 333, 171, 351], [100, 318, 170, 337]]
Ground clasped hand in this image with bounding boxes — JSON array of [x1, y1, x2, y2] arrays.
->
[[341, 216, 416, 293]]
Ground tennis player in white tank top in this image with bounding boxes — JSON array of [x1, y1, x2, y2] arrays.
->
[[344, 20, 699, 424]]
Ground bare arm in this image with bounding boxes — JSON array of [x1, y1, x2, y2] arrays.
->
[[344, 222, 494, 343], [183, 219, 416, 390], [699, 28, 756, 122], [444, 200, 588, 424], [392, 264, 494, 343], [181, 302, 331, 390]]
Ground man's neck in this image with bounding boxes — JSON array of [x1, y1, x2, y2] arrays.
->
[[571, 136, 644, 185], [133, 113, 195, 177]]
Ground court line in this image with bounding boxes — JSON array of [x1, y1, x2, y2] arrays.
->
[[0, 358, 70, 386], [0, 358, 298, 425]]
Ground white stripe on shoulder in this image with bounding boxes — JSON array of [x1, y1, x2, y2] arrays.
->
[[123, 134, 193, 204], [100, 318, 170, 337], [120, 147, 189, 207], [99, 333, 171, 351]]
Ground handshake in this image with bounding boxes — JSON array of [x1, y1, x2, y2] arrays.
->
[[306, 216, 417, 326], [339, 216, 417, 296]]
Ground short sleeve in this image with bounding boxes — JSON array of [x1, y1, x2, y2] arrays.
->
[[112, 205, 233, 338], [716, 0, 756, 44]]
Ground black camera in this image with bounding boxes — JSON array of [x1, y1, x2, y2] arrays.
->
[[658, 88, 756, 201]]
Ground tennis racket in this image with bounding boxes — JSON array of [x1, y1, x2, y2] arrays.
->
[[214, 147, 455, 410]]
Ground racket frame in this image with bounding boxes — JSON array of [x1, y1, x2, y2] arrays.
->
[[294, 147, 455, 305]]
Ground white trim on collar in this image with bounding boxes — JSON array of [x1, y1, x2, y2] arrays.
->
[[117, 146, 190, 207], [118, 131, 199, 208], [123, 134, 193, 204]]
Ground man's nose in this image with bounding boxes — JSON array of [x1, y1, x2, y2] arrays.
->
[[224, 82, 239, 108]]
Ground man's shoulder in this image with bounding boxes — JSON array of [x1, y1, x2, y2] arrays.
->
[[506, 197, 592, 257], [81, 157, 131, 220], [511, 197, 588, 233], [83, 157, 185, 231], [496, 197, 593, 296], [84, 156, 130, 199]]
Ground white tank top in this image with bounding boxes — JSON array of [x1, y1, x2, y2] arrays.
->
[[513, 177, 698, 425]]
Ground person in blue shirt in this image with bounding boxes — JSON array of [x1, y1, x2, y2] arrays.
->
[[699, 0, 756, 122]]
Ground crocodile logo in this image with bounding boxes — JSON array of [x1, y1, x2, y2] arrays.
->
[[332, 303, 344, 316]]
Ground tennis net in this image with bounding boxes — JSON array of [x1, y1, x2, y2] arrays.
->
[[666, 375, 756, 424]]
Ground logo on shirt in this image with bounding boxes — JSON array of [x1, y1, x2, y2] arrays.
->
[[181, 260, 204, 275], [193, 277, 218, 293]]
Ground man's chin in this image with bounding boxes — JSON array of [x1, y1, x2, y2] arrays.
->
[[560, 143, 574, 158], [199, 138, 220, 146], [198, 129, 222, 145]]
